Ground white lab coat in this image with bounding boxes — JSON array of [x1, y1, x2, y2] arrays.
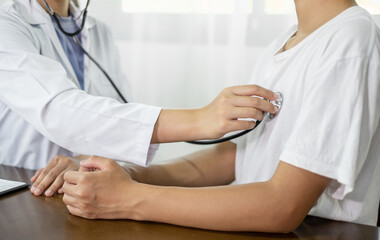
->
[[0, 0, 161, 170]]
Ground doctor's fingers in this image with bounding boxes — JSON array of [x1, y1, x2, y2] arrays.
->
[[43, 172, 67, 197], [230, 85, 278, 101], [31, 169, 43, 183], [32, 158, 77, 196], [232, 96, 278, 114], [227, 120, 256, 132], [229, 107, 264, 121], [32, 165, 64, 196]]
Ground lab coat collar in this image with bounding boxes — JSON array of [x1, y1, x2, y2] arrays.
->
[[18, 0, 96, 30], [16, 0, 97, 88]]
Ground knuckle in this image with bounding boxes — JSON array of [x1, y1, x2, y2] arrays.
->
[[63, 171, 70, 181], [81, 203, 90, 211], [219, 120, 229, 130], [251, 85, 259, 93], [78, 175, 87, 184], [256, 112, 264, 121], [223, 87, 232, 93], [77, 189, 88, 199], [250, 108, 258, 116], [105, 160, 113, 169], [46, 170, 58, 179], [243, 121, 254, 129], [83, 210, 96, 219], [219, 96, 230, 105], [88, 156, 97, 163], [217, 107, 227, 117], [62, 194, 69, 204], [40, 169, 48, 176], [64, 158, 74, 167], [251, 97, 260, 106], [53, 156, 60, 164]]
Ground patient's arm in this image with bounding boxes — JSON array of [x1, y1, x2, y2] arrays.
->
[[62, 159, 330, 233], [125, 141, 236, 187]]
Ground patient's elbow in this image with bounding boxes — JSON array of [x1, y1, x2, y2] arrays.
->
[[268, 204, 305, 233]]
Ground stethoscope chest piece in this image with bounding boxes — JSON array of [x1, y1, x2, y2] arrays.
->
[[268, 92, 283, 119]]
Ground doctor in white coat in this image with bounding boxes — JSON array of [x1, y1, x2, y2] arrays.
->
[[0, 0, 278, 196]]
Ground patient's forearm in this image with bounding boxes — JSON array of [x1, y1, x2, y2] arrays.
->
[[131, 182, 291, 232], [129, 142, 236, 187], [126, 162, 330, 232]]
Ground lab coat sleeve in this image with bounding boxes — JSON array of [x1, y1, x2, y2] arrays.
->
[[98, 20, 160, 165], [0, 11, 161, 166]]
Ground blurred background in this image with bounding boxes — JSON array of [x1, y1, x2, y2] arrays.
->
[[1, 0, 379, 162]]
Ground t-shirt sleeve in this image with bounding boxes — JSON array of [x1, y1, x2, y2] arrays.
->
[[279, 56, 380, 200]]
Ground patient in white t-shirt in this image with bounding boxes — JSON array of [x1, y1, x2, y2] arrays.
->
[[60, 0, 380, 233]]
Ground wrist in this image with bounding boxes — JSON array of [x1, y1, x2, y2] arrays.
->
[[126, 164, 146, 183], [120, 181, 149, 221], [192, 107, 211, 140]]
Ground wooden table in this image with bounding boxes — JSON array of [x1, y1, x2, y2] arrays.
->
[[0, 165, 379, 240]]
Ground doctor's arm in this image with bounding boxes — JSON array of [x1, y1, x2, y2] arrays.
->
[[151, 85, 278, 143], [0, 15, 277, 166], [62, 157, 330, 232]]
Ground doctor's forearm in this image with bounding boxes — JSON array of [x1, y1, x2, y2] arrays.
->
[[151, 109, 206, 143]]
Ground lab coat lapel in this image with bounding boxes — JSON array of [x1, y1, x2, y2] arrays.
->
[[20, 0, 80, 87], [42, 22, 80, 86], [82, 18, 96, 91]]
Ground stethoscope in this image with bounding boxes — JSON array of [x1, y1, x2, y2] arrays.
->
[[187, 93, 283, 144], [41, 0, 284, 145], [41, 0, 128, 103]]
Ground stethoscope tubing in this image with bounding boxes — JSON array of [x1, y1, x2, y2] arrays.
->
[[41, 0, 128, 103]]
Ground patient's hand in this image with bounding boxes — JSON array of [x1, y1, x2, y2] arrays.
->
[[31, 155, 79, 197], [62, 156, 135, 219]]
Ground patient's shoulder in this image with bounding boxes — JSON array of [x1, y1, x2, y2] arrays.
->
[[318, 7, 378, 59]]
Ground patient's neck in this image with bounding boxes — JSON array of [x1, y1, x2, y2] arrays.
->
[[38, 0, 70, 17], [294, 0, 357, 36]]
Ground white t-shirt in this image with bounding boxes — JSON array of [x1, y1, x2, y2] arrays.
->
[[235, 6, 380, 226]]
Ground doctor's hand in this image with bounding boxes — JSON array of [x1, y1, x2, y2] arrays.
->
[[31, 155, 79, 197], [62, 156, 136, 219], [199, 85, 278, 139]]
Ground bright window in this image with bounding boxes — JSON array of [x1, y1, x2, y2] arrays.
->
[[265, 0, 295, 15], [121, 0, 380, 15], [357, 0, 380, 14], [121, 0, 244, 14]]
